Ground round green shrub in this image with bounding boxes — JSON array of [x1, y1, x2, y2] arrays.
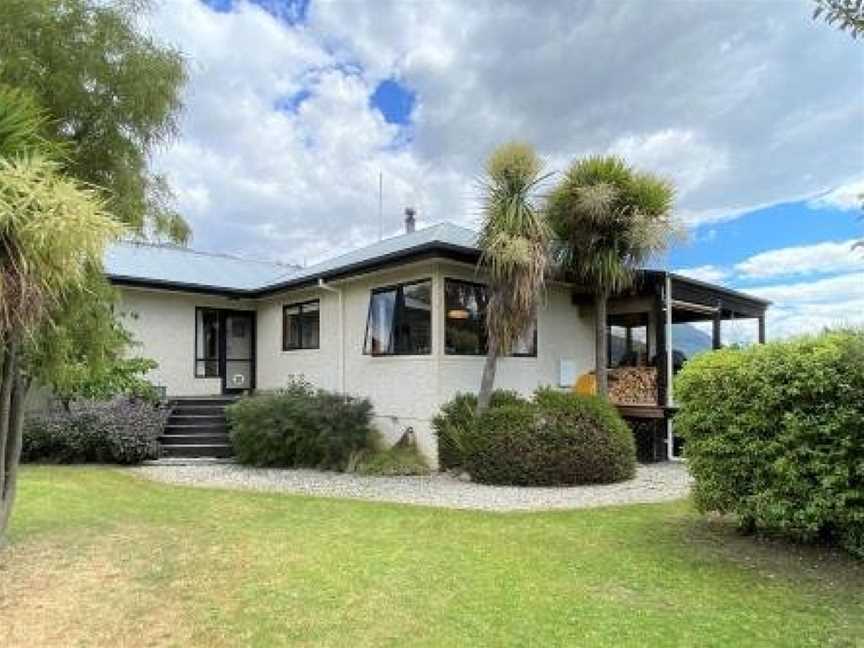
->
[[431, 390, 526, 470], [675, 329, 864, 558], [465, 388, 636, 486], [227, 380, 374, 470]]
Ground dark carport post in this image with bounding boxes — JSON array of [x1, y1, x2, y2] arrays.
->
[[712, 301, 722, 350]]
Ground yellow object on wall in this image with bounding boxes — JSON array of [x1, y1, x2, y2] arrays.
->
[[574, 372, 597, 396]]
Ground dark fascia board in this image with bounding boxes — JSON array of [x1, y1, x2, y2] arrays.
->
[[110, 246, 769, 316], [254, 241, 481, 297], [107, 274, 256, 298], [641, 270, 771, 314], [108, 241, 482, 299]]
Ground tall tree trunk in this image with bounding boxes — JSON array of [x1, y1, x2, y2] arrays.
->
[[595, 292, 609, 397], [477, 337, 499, 413], [0, 336, 17, 504], [0, 371, 27, 542], [0, 335, 24, 544]]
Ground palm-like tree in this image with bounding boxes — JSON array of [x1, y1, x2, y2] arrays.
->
[[546, 155, 676, 397], [0, 86, 120, 541], [476, 142, 550, 412]]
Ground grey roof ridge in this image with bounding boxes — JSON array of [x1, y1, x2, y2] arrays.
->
[[255, 221, 480, 293], [114, 237, 300, 271]]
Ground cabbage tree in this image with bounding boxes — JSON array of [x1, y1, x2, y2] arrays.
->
[[0, 88, 121, 542], [546, 156, 676, 397], [476, 142, 550, 412]]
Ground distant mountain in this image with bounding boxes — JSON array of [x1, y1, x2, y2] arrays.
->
[[671, 324, 713, 359]]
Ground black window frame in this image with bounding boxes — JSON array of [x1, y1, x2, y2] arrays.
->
[[444, 278, 538, 358], [363, 278, 433, 356], [282, 299, 321, 351], [194, 307, 221, 378]]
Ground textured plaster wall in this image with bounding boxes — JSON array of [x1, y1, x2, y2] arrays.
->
[[119, 259, 596, 466], [117, 288, 255, 397]]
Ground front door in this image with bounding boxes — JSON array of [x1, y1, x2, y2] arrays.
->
[[221, 311, 255, 394]]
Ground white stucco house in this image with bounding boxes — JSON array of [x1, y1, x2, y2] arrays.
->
[[105, 218, 769, 465]]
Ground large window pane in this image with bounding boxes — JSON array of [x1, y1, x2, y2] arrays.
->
[[364, 289, 397, 354], [445, 280, 486, 355], [283, 300, 320, 350], [195, 308, 220, 378], [364, 280, 431, 355], [444, 279, 536, 356], [396, 281, 432, 354], [301, 301, 320, 349]]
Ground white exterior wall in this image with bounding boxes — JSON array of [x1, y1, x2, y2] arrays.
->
[[434, 261, 595, 404], [118, 259, 597, 466], [255, 262, 443, 461], [255, 286, 340, 391], [118, 288, 255, 397]]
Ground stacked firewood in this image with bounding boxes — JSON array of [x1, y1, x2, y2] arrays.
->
[[608, 367, 658, 405]]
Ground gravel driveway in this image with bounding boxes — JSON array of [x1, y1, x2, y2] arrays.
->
[[128, 461, 692, 512]]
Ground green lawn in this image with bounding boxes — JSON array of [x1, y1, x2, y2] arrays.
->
[[2, 467, 862, 647]]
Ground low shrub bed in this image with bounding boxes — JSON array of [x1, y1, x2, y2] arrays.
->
[[23, 399, 167, 464], [351, 437, 431, 477], [431, 389, 525, 470], [675, 329, 864, 558], [434, 388, 636, 486], [227, 380, 374, 470]]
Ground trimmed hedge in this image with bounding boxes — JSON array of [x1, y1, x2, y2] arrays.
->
[[431, 390, 526, 470], [23, 400, 167, 464], [227, 380, 374, 470], [675, 329, 864, 558], [467, 389, 636, 486], [434, 388, 636, 486]]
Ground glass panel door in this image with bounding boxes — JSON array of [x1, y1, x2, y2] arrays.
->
[[223, 312, 254, 392]]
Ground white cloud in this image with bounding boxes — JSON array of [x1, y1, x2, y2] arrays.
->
[[735, 239, 864, 278], [809, 177, 864, 211], [672, 248, 864, 338], [674, 265, 730, 284], [145, 0, 469, 264], [748, 272, 864, 304], [138, 0, 863, 263], [746, 273, 864, 338], [608, 129, 728, 198]]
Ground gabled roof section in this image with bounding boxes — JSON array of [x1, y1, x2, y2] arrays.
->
[[257, 222, 479, 294], [105, 240, 297, 294], [106, 223, 480, 296]]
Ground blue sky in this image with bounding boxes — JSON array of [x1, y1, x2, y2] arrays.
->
[[146, 0, 864, 337]]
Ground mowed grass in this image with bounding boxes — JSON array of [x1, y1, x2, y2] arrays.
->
[[1, 467, 862, 647]]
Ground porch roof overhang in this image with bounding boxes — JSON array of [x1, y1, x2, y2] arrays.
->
[[657, 271, 770, 320], [591, 270, 769, 322]]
